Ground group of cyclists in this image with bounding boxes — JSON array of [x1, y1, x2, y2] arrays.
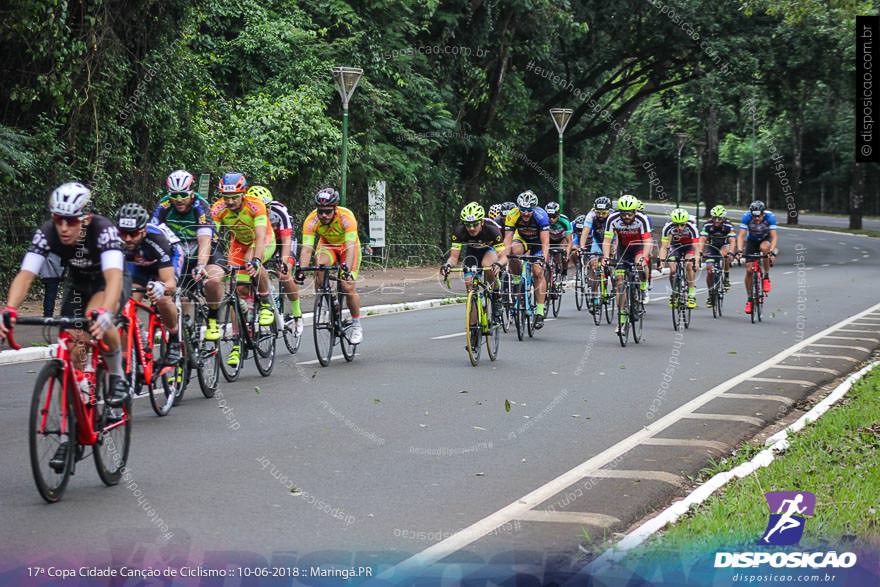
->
[[0, 172, 366, 408], [442, 190, 779, 335]]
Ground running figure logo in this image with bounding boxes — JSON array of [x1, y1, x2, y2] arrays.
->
[[761, 491, 816, 546]]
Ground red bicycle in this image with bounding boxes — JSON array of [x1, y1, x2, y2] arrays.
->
[[2, 313, 132, 503], [745, 253, 771, 324], [120, 288, 185, 417]]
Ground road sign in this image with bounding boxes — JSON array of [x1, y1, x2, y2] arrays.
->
[[368, 181, 386, 248], [198, 173, 211, 198]]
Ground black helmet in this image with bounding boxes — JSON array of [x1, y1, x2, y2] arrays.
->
[[749, 200, 766, 213], [594, 196, 612, 211], [116, 203, 150, 231], [314, 187, 340, 207]]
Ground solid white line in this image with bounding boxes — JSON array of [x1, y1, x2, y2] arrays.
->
[[768, 365, 839, 375], [791, 353, 857, 362], [747, 377, 813, 386], [589, 360, 879, 571], [808, 343, 871, 353], [640, 438, 728, 451], [722, 392, 794, 405], [377, 300, 880, 582], [516, 510, 621, 527], [681, 413, 764, 426], [296, 354, 345, 366], [430, 332, 466, 340]]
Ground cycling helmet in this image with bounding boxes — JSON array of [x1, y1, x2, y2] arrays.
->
[[49, 182, 91, 217], [710, 205, 727, 218], [516, 190, 539, 209], [593, 196, 612, 211], [248, 185, 273, 206], [218, 172, 248, 194], [670, 208, 690, 224], [637, 199, 645, 212], [544, 201, 561, 215], [116, 203, 150, 231], [166, 170, 195, 194], [616, 194, 639, 211], [749, 200, 766, 213], [460, 202, 485, 223], [314, 187, 340, 207], [501, 201, 516, 216], [488, 203, 502, 218]]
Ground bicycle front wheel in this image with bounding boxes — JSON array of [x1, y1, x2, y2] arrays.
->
[[486, 292, 500, 361], [526, 282, 536, 338], [338, 293, 358, 362], [94, 368, 132, 486], [617, 285, 630, 348], [465, 289, 482, 366], [252, 307, 277, 377], [313, 291, 336, 366], [631, 284, 644, 344], [193, 309, 219, 398], [218, 299, 244, 381], [29, 360, 75, 503]]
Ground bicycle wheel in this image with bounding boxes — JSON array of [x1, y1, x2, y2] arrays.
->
[[29, 360, 75, 503], [486, 290, 501, 361], [464, 289, 482, 366], [514, 281, 525, 341], [716, 278, 724, 318], [574, 261, 585, 311], [604, 275, 615, 325], [617, 284, 630, 347], [751, 273, 761, 324], [278, 295, 303, 355], [526, 281, 536, 338], [313, 291, 336, 366], [710, 271, 720, 319], [173, 312, 192, 406], [551, 283, 562, 317], [193, 309, 219, 398], [146, 329, 175, 417], [338, 293, 358, 362], [499, 273, 512, 333], [671, 275, 681, 331], [631, 283, 644, 344], [755, 282, 764, 323], [93, 368, 132, 486], [252, 300, 277, 377], [218, 298, 244, 381]]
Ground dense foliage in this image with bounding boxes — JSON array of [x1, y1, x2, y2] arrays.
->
[[0, 0, 876, 282]]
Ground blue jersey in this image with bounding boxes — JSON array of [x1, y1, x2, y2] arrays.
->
[[740, 211, 778, 241]]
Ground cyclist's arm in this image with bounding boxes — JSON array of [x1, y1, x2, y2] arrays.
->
[[736, 227, 747, 253], [102, 268, 124, 316], [769, 228, 778, 251], [445, 247, 461, 267], [658, 238, 669, 261], [601, 230, 613, 259], [157, 266, 177, 294], [197, 233, 212, 267], [580, 225, 591, 250], [502, 228, 513, 249], [279, 233, 293, 263], [4, 269, 38, 311], [252, 224, 268, 262], [540, 230, 550, 260]]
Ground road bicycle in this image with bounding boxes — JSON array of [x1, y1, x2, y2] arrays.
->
[[176, 278, 220, 398], [298, 265, 358, 366], [266, 259, 303, 355], [509, 255, 544, 341], [744, 253, 771, 324], [217, 264, 278, 381], [3, 313, 132, 503], [662, 256, 695, 331], [497, 266, 514, 333], [444, 264, 502, 366], [703, 253, 730, 319], [586, 253, 615, 326], [611, 259, 645, 347], [573, 250, 586, 312], [120, 288, 184, 417], [546, 248, 566, 317]]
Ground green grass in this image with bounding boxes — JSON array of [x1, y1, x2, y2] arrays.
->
[[629, 365, 880, 560]]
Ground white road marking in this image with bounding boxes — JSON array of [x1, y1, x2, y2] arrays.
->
[[681, 413, 764, 426], [430, 332, 466, 340], [824, 335, 880, 343], [748, 377, 813, 386], [791, 353, 857, 362], [640, 438, 728, 451], [377, 300, 880, 581], [836, 328, 880, 334], [723, 392, 794, 405], [808, 343, 871, 353], [586, 469, 686, 487], [297, 354, 346, 366], [516, 510, 621, 527], [769, 364, 839, 375]]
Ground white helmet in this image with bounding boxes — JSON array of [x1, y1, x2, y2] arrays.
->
[[166, 169, 195, 193], [49, 182, 91, 217], [516, 190, 539, 209]]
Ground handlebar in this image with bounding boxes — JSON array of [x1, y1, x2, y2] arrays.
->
[[2, 312, 99, 351]]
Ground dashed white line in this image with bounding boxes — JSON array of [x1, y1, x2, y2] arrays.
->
[[430, 332, 466, 340], [640, 438, 728, 451], [517, 510, 620, 527], [748, 377, 813, 386], [723, 392, 794, 405], [682, 413, 764, 426], [791, 353, 857, 362], [769, 364, 839, 375]]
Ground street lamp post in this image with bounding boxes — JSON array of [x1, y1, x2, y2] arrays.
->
[[694, 140, 706, 230], [549, 108, 573, 209], [751, 103, 756, 201], [332, 66, 364, 207], [675, 132, 688, 208]]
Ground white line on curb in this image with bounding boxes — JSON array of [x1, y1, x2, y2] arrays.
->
[[587, 359, 879, 573]]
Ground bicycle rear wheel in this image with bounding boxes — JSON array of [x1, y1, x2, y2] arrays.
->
[[150, 332, 177, 417], [465, 289, 482, 366], [193, 309, 219, 398], [499, 274, 512, 333], [486, 291, 500, 361], [218, 299, 244, 381], [313, 291, 336, 366], [93, 368, 132, 486], [710, 271, 720, 319], [278, 294, 303, 355], [252, 302, 277, 377], [29, 360, 74, 503]]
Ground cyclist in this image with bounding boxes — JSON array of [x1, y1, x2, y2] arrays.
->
[[116, 203, 184, 365], [579, 196, 612, 302], [248, 185, 304, 337], [571, 211, 587, 249], [545, 201, 573, 281], [295, 188, 363, 344], [503, 190, 551, 329], [441, 202, 507, 322], [736, 200, 778, 315], [658, 208, 701, 310], [487, 203, 503, 222], [0, 183, 129, 409], [636, 197, 655, 293], [700, 204, 736, 306], [212, 172, 277, 367], [151, 170, 225, 339], [500, 201, 517, 220], [601, 195, 653, 334]]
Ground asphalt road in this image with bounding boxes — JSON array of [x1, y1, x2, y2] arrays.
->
[[643, 201, 880, 231], [0, 227, 878, 580]]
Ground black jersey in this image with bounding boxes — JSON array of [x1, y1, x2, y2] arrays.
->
[[26, 214, 124, 277], [451, 220, 505, 251]]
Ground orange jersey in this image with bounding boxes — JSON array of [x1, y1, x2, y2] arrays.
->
[[302, 206, 359, 247], [211, 195, 274, 247]]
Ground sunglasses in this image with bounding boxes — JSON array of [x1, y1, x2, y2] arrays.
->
[[169, 192, 193, 200], [549, 214, 559, 220], [222, 193, 243, 200], [52, 214, 83, 226], [316, 208, 336, 216], [118, 229, 142, 238], [519, 208, 534, 214], [464, 221, 481, 229]]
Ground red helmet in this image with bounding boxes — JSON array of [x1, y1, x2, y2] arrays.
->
[[314, 187, 340, 207]]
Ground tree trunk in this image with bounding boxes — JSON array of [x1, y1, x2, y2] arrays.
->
[[850, 163, 865, 230], [787, 105, 803, 224], [701, 106, 720, 216]]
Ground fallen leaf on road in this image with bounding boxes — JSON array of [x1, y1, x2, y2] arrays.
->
[[459, 390, 469, 393], [551, 371, 558, 375], [571, 414, 580, 418], [728, 351, 737, 355], [289, 486, 302, 495], [475, 472, 485, 476], [473, 426, 486, 431], [619, 364, 626, 369], [254, 386, 261, 395], [504, 399, 511, 413], [373, 398, 381, 404], [419, 423, 427, 428]]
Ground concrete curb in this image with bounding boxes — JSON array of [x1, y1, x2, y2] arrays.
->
[[0, 295, 467, 367], [588, 359, 880, 573]]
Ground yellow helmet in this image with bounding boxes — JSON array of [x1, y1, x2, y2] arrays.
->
[[248, 185, 273, 205]]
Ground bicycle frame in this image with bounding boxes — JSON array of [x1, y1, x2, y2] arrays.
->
[[122, 297, 166, 387]]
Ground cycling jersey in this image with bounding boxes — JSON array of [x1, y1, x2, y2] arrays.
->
[[661, 221, 700, 247], [22, 215, 125, 278], [451, 221, 505, 252], [583, 210, 610, 245], [126, 224, 184, 283], [504, 207, 550, 242], [150, 193, 213, 243], [547, 214, 573, 244], [268, 201, 294, 238], [701, 219, 735, 246], [740, 211, 778, 241], [302, 206, 359, 247], [603, 211, 652, 248], [212, 195, 274, 247]]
